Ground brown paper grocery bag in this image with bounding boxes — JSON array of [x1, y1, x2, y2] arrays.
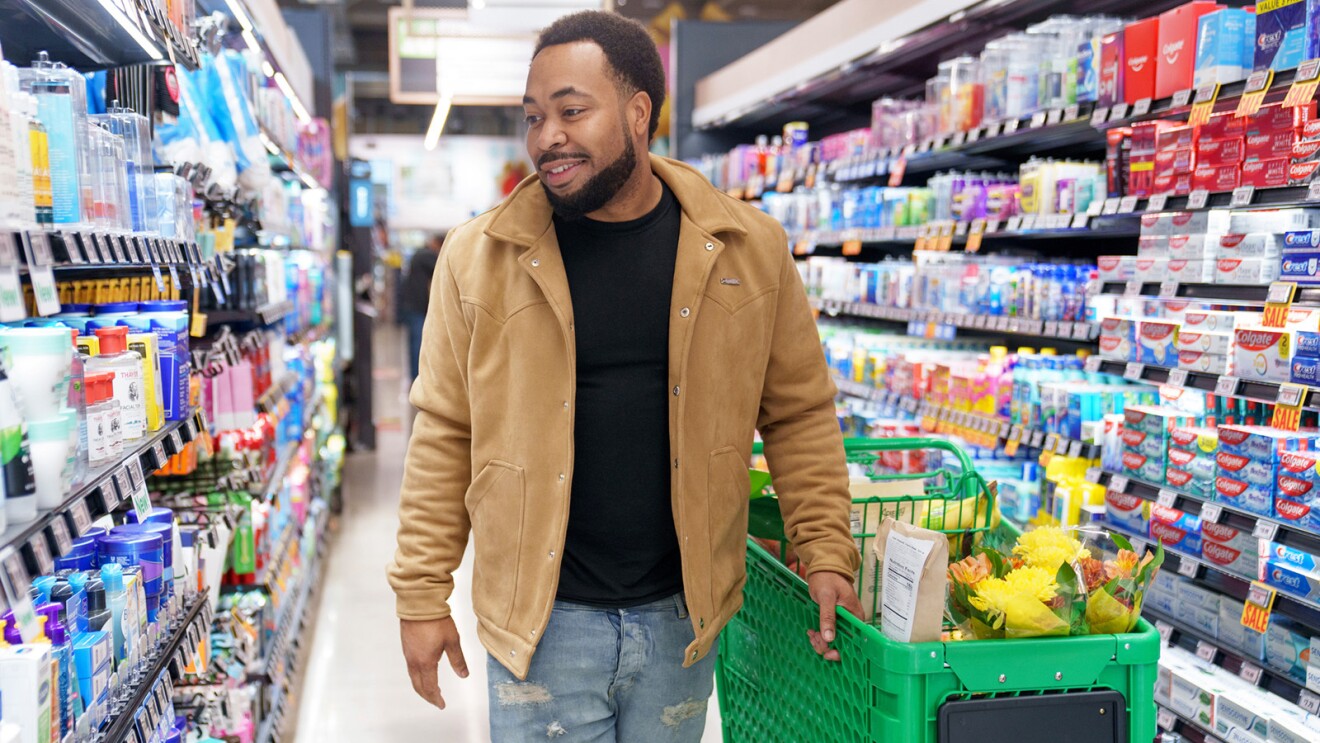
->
[[874, 517, 948, 643], [849, 477, 924, 621]]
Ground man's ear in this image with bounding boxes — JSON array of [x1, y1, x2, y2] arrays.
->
[[628, 90, 652, 140]]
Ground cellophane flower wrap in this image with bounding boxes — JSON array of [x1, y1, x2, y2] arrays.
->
[[946, 526, 1163, 639]]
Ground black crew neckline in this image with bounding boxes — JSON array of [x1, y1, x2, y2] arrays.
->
[[558, 181, 677, 236]]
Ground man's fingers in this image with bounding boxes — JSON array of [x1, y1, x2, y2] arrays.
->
[[445, 638, 470, 679], [825, 648, 841, 662], [806, 629, 828, 656], [413, 663, 446, 710], [839, 590, 865, 619], [818, 594, 837, 643]]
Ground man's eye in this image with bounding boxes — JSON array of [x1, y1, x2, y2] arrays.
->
[[525, 115, 542, 126], [564, 108, 585, 117]]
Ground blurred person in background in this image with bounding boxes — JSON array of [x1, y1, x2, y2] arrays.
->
[[401, 233, 444, 381]]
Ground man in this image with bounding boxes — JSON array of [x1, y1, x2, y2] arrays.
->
[[401, 233, 444, 382], [389, 11, 861, 742]]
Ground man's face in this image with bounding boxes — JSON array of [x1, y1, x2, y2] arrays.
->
[[523, 42, 644, 219]]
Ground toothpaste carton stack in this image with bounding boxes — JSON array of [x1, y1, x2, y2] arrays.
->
[[1124, 405, 1198, 482], [1099, 316, 1137, 362], [1195, 7, 1257, 87], [1138, 319, 1181, 366], [1234, 326, 1295, 383], [1201, 520, 1261, 578], [1168, 424, 1220, 499], [1263, 542, 1320, 608], [1217, 426, 1320, 518], [1105, 489, 1150, 536], [1161, 644, 1320, 743], [1149, 503, 1205, 556], [1277, 449, 1320, 530]]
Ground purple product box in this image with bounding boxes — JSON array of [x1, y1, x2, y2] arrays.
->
[[1280, 249, 1320, 284]]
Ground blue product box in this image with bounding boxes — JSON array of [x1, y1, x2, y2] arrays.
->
[[1255, 0, 1316, 72], [1215, 474, 1276, 516], [1271, 542, 1320, 573], [1149, 504, 1204, 556], [1286, 229, 1320, 248], [72, 631, 110, 681], [1281, 249, 1320, 284], [1219, 599, 1268, 660], [1294, 355, 1320, 384], [1265, 558, 1320, 603], [1197, 8, 1257, 86], [1298, 330, 1320, 358], [1078, 37, 1099, 103], [1266, 617, 1313, 684]]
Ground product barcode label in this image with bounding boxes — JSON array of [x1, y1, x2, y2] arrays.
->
[[1102, 198, 1121, 215], [1047, 108, 1063, 125], [1068, 440, 1084, 458], [1084, 356, 1103, 375], [69, 500, 92, 535], [1110, 475, 1130, 493], [1179, 558, 1201, 578], [1109, 103, 1129, 121], [1159, 280, 1179, 299], [1086, 467, 1103, 484], [1071, 213, 1089, 229], [1091, 107, 1109, 126], [1171, 90, 1192, 108], [1124, 280, 1143, 298]]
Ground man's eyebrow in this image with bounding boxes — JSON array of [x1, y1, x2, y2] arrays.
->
[[523, 86, 596, 105]]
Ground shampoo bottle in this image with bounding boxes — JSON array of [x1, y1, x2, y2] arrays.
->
[[87, 327, 145, 440]]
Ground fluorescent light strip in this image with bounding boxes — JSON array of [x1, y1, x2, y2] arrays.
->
[[95, 0, 164, 60], [242, 29, 261, 53], [424, 97, 453, 151], [259, 132, 280, 156], [262, 62, 275, 78], [225, 0, 255, 31], [273, 72, 313, 124]]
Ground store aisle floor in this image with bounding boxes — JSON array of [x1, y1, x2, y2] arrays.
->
[[294, 325, 723, 741]]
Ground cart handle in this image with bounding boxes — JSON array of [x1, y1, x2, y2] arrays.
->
[[752, 436, 978, 474]]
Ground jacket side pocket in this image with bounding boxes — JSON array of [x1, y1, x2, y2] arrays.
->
[[467, 460, 526, 628], [708, 447, 750, 611]]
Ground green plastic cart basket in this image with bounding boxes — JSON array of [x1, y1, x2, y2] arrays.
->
[[719, 437, 1160, 743]]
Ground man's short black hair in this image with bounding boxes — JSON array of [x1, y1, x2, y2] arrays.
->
[[534, 11, 666, 139]]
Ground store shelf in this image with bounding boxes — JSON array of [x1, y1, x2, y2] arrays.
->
[[261, 126, 326, 192], [1146, 605, 1307, 707], [257, 549, 320, 683], [814, 299, 1096, 342], [1156, 704, 1224, 743], [833, 376, 1102, 459], [257, 373, 299, 416], [1098, 280, 1320, 309], [2, 410, 201, 586], [791, 213, 1139, 256], [262, 441, 299, 503], [1102, 66, 1303, 133], [0, 0, 198, 72], [1091, 357, 1320, 410], [1095, 468, 1320, 556], [205, 300, 295, 327], [101, 595, 211, 743]]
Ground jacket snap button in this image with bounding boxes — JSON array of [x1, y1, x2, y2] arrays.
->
[[680, 307, 690, 318], [549, 551, 555, 558], [672, 386, 680, 396], [563, 401, 569, 409], [531, 259, 540, 267], [558, 473, 565, 481], [531, 629, 537, 637], [704, 243, 714, 251]]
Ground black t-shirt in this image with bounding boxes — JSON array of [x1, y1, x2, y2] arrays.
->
[[553, 182, 683, 608]]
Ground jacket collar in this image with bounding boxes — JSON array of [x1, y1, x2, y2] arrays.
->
[[483, 153, 749, 247]]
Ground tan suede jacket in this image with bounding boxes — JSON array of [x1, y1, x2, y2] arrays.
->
[[388, 154, 859, 680]]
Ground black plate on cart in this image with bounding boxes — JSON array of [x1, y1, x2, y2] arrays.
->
[[938, 690, 1127, 743]]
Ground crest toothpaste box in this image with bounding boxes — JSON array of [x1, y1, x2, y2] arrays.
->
[[1270, 542, 1320, 574], [1254, 0, 1314, 72], [1297, 330, 1320, 357], [1232, 327, 1294, 382], [1285, 230, 1320, 248], [1293, 354, 1320, 385], [1281, 249, 1320, 283], [1265, 558, 1320, 603], [1196, 8, 1257, 88]]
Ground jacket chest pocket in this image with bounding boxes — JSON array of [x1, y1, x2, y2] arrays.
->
[[466, 460, 526, 627], [707, 447, 750, 609]]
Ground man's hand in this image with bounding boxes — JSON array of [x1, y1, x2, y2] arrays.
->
[[805, 572, 864, 662], [401, 617, 469, 709]]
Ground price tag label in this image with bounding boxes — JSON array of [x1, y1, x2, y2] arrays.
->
[[1159, 280, 1179, 299], [1300, 690, 1320, 715], [985, 219, 1001, 234], [1239, 662, 1264, 685], [1167, 369, 1189, 388], [1072, 323, 1092, 341], [69, 500, 92, 536], [22, 233, 59, 317], [1124, 362, 1145, 381], [1215, 376, 1241, 397], [1172, 90, 1193, 108], [1119, 195, 1139, 213], [1006, 216, 1023, 232], [48, 517, 71, 556], [27, 533, 51, 577], [1004, 118, 1020, 135], [1102, 198, 1121, 215], [1156, 620, 1175, 644], [0, 550, 36, 642], [1071, 213, 1089, 229], [1147, 193, 1169, 212], [1158, 489, 1179, 508], [966, 127, 981, 143], [1278, 383, 1307, 407], [1087, 198, 1105, 217], [1201, 503, 1223, 523], [1110, 102, 1130, 121], [1134, 97, 1155, 116], [1044, 433, 1060, 453], [102, 474, 122, 510], [1231, 186, 1256, 208], [1019, 215, 1037, 231], [1068, 440, 1084, 458], [1188, 190, 1210, 209], [951, 131, 966, 147], [1124, 280, 1144, 298], [1252, 520, 1280, 541], [1243, 580, 1278, 633], [1179, 557, 1201, 578], [1190, 84, 1222, 126], [1046, 108, 1063, 125], [0, 237, 24, 324], [1091, 106, 1110, 126], [1064, 104, 1080, 121], [1286, 58, 1320, 108], [1237, 69, 1275, 118], [1310, 181, 1320, 202], [1157, 708, 1177, 731], [1085, 467, 1103, 484]]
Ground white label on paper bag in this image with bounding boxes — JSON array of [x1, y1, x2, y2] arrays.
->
[[879, 529, 936, 643]]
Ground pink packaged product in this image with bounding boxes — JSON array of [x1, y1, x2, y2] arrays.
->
[[1155, 147, 1196, 174], [1201, 112, 1247, 139], [1244, 130, 1298, 161], [1097, 255, 1137, 281], [1196, 137, 1244, 166]]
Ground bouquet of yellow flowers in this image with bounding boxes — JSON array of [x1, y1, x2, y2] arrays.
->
[[946, 527, 1162, 639]]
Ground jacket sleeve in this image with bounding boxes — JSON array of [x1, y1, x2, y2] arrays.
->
[[388, 240, 474, 620], [756, 237, 860, 582]]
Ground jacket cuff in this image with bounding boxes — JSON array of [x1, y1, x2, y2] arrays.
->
[[800, 542, 862, 582], [395, 588, 454, 621]]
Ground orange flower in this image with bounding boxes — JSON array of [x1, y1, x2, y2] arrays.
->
[[1104, 549, 1141, 581], [1079, 556, 1107, 593], [949, 553, 993, 587]]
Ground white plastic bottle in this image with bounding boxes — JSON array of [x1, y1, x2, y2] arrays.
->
[[87, 327, 145, 441]]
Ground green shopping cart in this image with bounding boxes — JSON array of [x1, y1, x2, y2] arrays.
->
[[717, 437, 1160, 743]]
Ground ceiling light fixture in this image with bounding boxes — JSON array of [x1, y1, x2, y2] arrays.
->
[[242, 29, 260, 53], [262, 61, 275, 78], [424, 96, 453, 151], [225, 0, 255, 31], [95, 0, 164, 60], [273, 72, 313, 124]]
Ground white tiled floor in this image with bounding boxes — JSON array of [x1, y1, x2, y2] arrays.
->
[[293, 325, 722, 742]]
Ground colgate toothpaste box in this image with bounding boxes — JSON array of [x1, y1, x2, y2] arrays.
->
[[1216, 450, 1277, 488], [1171, 425, 1220, 453], [1288, 158, 1320, 185], [1168, 233, 1211, 258], [1177, 349, 1231, 374], [1254, 0, 1315, 72], [1292, 137, 1320, 162], [1152, 172, 1194, 195], [1264, 559, 1320, 603], [1099, 31, 1125, 107], [1217, 233, 1286, 258], [1280, 249, 1320, 284], [1149, 503, 1204, 555], [1234, 327, 1294, 382], [1155, 147, 1197, 174], [1246, 102, 1317, 136], [1193, 162, 1241, 192], [1236, 208, 1320, 233], [1166, 466, 1213, 498], [1125, 17, 1161, 103], [1136, 257, 1171, 282], [1105, 490, 1150, 534], [1202, 112, 1248, 139], [1168, 258, 1217, 282], [1097, 255, 1137, 281], [1281, 306, 1320, 328], [1139, 235, 1170, 257], [1197, 137, 1245, 167], [1175, 330, 1232, 354], [1215, 256, 1280, 284], [1202, 521, 1260, 556], [1137, 320, 1180, 365], [1100, 332, 1135, 362], [1182, 309, 1248, 333], [1123, 426, 1169, 459], [1158, 2, 1224, 99], [1172, 209, 1230, 234], [1159, 126, 1198, 151], [1214, 474, 1275, 517], [1125, 405, 1195, 435], [1277, 450, 1320, 527], [1123, 449, 1167, 483], [1141, 212, 1172, 236], [1241, 157, 1292, 189], [1218, 424, 1320, 460], [1245, 130, 1298, 161]]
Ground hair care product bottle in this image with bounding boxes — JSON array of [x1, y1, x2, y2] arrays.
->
[[88, 327, 144, 441]]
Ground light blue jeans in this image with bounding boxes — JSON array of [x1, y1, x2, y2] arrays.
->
[[487, 593, 719, 742]]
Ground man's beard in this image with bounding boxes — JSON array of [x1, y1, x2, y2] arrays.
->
[[541, 132, 637, 221]]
